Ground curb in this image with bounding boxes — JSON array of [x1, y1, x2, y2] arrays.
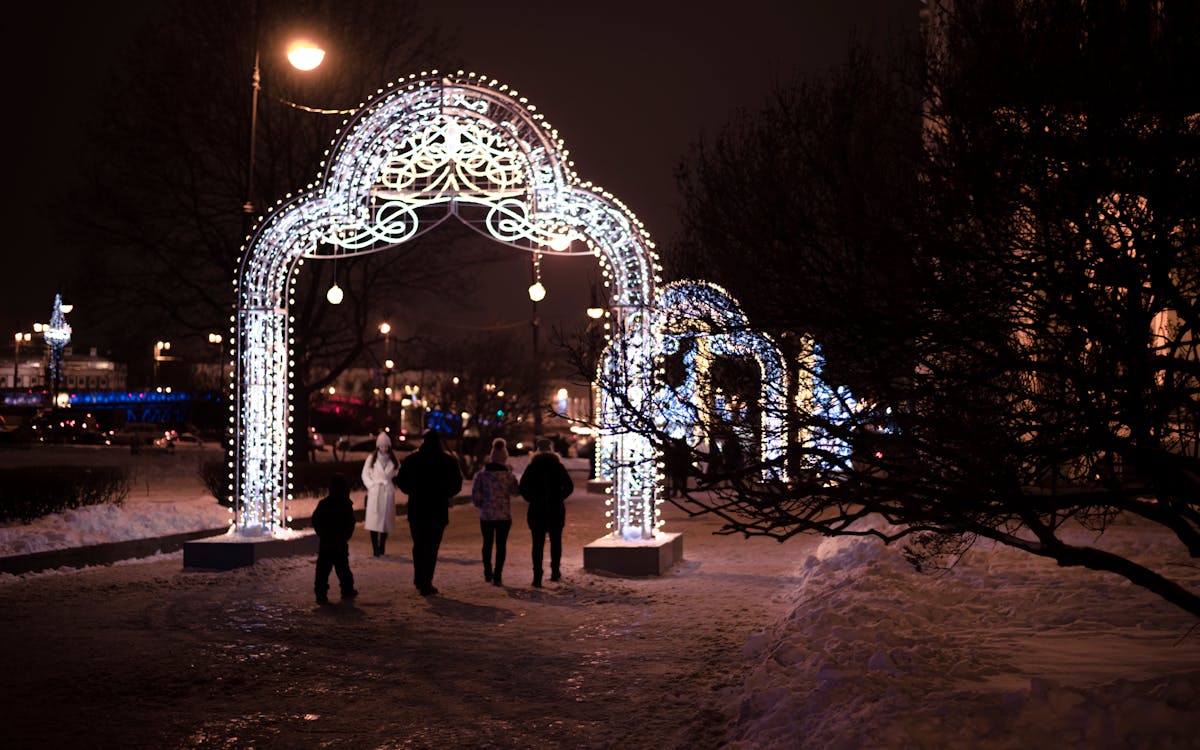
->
[[0, 500, 475, 576]]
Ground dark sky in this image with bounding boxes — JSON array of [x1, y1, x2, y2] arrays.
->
[[2, 0, 915, 348]]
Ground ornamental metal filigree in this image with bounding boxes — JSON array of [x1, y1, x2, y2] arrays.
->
[[233, 73, 664, 538]]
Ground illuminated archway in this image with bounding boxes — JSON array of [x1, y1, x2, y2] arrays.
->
[[231, 72, 662, 536]]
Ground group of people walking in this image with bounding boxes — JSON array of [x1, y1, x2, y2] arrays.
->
[[312, 429, 574, 604]]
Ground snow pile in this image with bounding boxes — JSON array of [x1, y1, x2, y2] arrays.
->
[[0, 493, 230, 556], [727, 522, 1200, 749]]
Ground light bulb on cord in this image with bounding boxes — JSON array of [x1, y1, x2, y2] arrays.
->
[[327, 250, 343, 304], [326, 282, 343, 304]]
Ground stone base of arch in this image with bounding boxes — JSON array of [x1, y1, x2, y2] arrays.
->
[[585, 478, 612, 494], [183, 530, 318, 570], [583, 532, 683, 577]]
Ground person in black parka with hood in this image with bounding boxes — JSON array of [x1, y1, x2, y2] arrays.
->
[[396, 429, 463, 596], [311, 473, 358, 605], [519, 437, 575, 587]]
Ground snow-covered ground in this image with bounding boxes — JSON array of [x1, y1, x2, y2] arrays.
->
[[1, 444, 1198, 748], [728, 519, 1200, 749]]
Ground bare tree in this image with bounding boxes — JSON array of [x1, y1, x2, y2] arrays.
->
[[639, 0, 1200, 616], [68, 0, 510, 454]]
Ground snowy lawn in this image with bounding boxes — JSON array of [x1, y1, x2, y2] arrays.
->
[[729, 517, 1200, 749]]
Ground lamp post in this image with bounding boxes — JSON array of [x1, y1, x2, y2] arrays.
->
[[528, 254, 547, 438], [154, 340, 172, 388], [379, 321, 393, 425], [242, 13, 325, 241], [12, 332, 31, 390], [207, 333, 224, 390]]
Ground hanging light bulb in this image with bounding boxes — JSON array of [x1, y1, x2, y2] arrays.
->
[[327, 248, 343, 304]]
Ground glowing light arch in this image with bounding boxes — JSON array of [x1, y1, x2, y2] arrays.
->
[[652, 281, 789, 482], [231, 72, 663, 536]]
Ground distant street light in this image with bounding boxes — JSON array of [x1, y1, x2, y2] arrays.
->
[[380, 321, 393, 422], [154, 340, 173, 387], [12, 331, 31, 389]]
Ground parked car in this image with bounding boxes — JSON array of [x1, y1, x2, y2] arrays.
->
[[28, 409, 116, 445], [114, 423, 168, 447], [154, 431, 206, 451]]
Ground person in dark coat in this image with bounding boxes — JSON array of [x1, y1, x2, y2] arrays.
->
[[311, 473, 358, 605], [519, 437, 575, 587], [396, 429, 463, 596], [665, 437, 692, 497]]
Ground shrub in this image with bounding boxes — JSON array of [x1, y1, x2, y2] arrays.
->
[[200, 460, 367, 505], [0, 465, 130, 524]]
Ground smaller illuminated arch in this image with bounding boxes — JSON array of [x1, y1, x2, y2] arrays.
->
[[651, 280, 789, 482]]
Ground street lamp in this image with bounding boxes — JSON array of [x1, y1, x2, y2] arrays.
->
[[12, 332, 31, 389], [154, 340, 172, 387], [379, 321, 393, 423], [529, 254, 545, 437], [243, 24, 326, 239]]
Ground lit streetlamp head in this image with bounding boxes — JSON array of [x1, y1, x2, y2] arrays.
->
[[528, 281, 546, 302], [379, 322, 391, 335], [548, 234, 571, 252], [287, 40, 325, 71]]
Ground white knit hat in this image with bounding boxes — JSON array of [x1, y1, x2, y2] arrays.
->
[[489, 437, 509, 464], [375, 431, 391, 450]]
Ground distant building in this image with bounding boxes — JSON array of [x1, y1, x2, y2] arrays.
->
[[2, 347, 126, 392]]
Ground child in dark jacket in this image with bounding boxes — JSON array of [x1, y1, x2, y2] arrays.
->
[[311, 473, 358, 605]]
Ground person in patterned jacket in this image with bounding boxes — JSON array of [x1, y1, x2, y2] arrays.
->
[[470, 438, 519, 587]]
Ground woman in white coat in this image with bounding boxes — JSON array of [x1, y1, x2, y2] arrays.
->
[[361, 431, 398, 556]]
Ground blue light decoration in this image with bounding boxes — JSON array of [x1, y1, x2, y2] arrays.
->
[[232, 73, 662, 537]]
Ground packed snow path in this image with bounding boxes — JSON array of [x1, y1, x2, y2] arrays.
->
[[0, 493, 806, 749]]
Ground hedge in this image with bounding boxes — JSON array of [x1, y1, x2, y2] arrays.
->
[[0, 465, 130, 524], [200, 460, 367, 506]]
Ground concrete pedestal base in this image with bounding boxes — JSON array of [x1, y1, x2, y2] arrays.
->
[[586, 478, 612, 494], [183, 530, 318, 570], [583, 532, 683, 576]]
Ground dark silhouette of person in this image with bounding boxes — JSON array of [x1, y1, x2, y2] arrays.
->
[[665, 437, 692, 497], [311, 473, 358, 605], [397, 430, 463, 596], [519, 437, 575, 586]]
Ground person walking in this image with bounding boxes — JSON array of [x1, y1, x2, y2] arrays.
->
[[665, 437, 692, 497], [471, 437, 519, 587], [311, 473, 358, 605], [519, 437, 574, 587], [397, 429, 463, 596], [361, 431, 398, 557]]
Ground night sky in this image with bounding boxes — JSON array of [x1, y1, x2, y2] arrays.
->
[[2, 0, 914, 348]]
